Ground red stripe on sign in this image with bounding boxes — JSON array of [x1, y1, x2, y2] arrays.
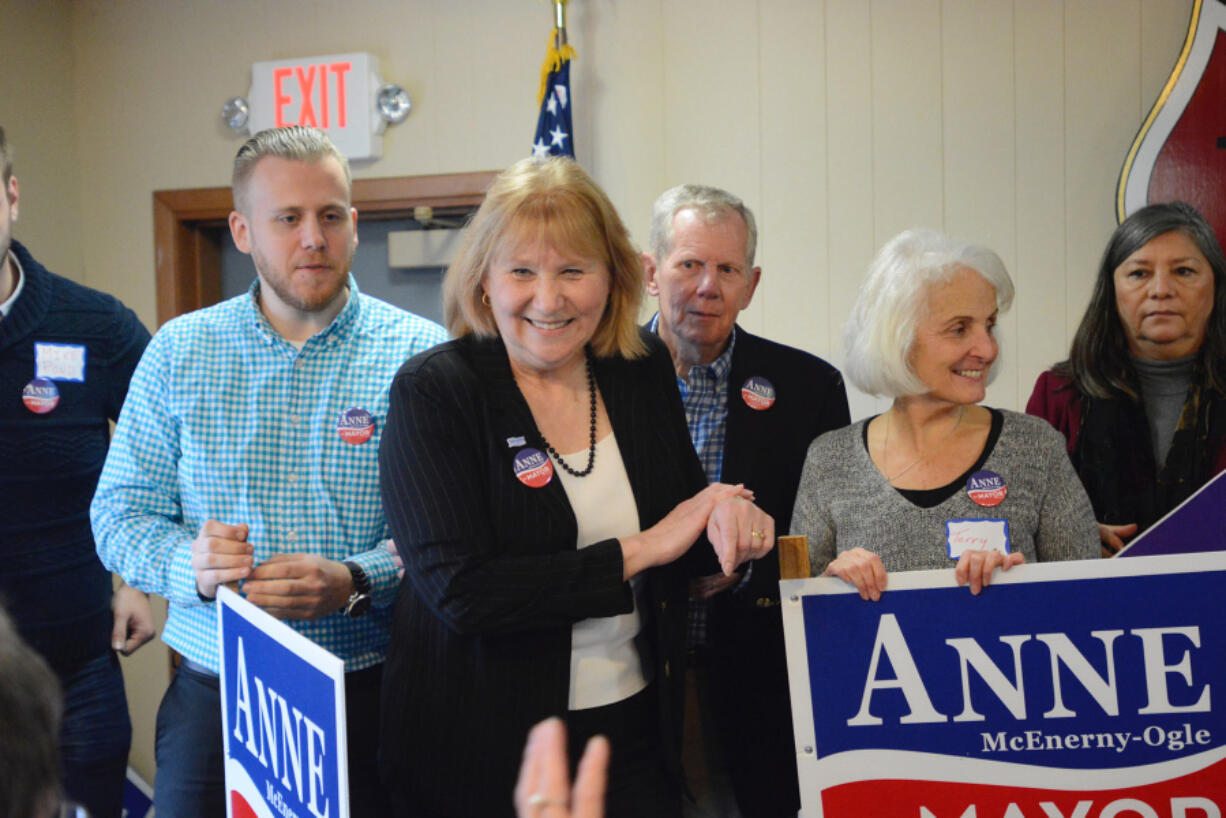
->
[[820, 756, 1226, 817], [231, 790, 259, 818]]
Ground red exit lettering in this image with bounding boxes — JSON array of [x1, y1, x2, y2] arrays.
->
[[273, 61, 352, 129]]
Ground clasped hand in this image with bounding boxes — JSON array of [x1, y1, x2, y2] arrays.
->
[[190, 519, 352, 619], [622, 483, 774, 580], [825, 546, 1024, 601], [706, 490, 775, 576]]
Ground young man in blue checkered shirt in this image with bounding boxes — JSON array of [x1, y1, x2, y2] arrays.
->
[[644, 185, 850, 818], [92, 126, 447, 818]]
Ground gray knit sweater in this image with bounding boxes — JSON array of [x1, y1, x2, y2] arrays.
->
[[791, 409, 1099, 574]]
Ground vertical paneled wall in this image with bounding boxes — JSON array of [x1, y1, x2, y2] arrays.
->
[[570, 0, 1193, 420]]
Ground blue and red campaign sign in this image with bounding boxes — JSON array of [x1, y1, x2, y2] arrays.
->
[[217, 587, 349, 818], [782, 553, 1226, 817], [1118, 469, 1226, 559]]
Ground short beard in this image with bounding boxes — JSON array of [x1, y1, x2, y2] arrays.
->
[[253, 247, 353, 314]]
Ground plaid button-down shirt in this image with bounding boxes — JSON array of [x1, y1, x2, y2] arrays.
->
[[92, 277, 447, 672], [650, 315, 736, 648]]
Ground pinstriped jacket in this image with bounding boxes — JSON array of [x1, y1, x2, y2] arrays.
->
[[378, 329, 708, 817]]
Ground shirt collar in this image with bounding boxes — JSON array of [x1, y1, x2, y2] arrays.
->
[[649, 312, 736, 386], [0, 250, 26, 318], [707, 328, 736, 381]]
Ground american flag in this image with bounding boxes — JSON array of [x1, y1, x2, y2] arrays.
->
[[532, 32, 575, 158]]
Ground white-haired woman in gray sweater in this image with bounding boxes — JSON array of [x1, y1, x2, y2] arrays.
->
[[792, 229, 1098, 600]]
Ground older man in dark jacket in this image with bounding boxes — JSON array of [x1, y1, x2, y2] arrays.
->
[[644, 184, 850, 817]]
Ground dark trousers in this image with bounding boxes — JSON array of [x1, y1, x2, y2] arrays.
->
[[566, 684, 681, 818], [60, 652, 132, 818], [154, 660, 390, 818]]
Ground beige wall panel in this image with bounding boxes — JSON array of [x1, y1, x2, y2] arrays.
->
[[825, 0, 884, 421], [659, 1, 762, 226], [1063, 1, 1142, 337], [757, 1, 832, 358], [1013, 0, 1070, 403], [870, 0, 945, 242], [382, 2, 532, 175], [571, 0, 667, 259], [1, 1, 82, 279], [940, 0, 1018, 411], [1141, 0, 1198, 118]]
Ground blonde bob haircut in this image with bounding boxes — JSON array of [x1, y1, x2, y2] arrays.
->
[[843, 228, 1014, 398], [443, 156, 646, 359]]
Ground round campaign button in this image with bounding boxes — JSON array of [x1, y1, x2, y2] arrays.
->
[[513, 447, 554, 488], [337, 407, 375, 445], [22, 377, 60, 414], [966, 470, 1007, 507], [741, 376, 776, 411]]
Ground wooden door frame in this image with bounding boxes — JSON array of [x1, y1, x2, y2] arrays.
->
[[152, 170, 497, 326]]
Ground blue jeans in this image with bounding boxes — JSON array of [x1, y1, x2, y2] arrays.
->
[[154, 663, 225, 818], [154, 660, 390, 818], [59, 652, 132, 818]]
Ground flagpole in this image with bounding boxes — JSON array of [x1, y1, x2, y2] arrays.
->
[[533, 0, 576, 158], [554, 1, 567, 48]]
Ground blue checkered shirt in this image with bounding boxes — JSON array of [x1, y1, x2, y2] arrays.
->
[[92, 277, 447, 673], [650, 315, 735, 649]]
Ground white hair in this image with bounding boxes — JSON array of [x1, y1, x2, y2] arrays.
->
[[843, 228, 1014, 398]]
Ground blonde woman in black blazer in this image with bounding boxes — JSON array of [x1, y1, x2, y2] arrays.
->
[[377, 157, 774, 818]]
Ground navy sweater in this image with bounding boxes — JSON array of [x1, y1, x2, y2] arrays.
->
[[0, 240, 150, 677]]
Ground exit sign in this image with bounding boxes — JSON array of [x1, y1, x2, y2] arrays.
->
[[247, 52, 387, 160]]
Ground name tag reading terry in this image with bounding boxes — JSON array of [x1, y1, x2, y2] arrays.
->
[[946, 518, 1010, 559]]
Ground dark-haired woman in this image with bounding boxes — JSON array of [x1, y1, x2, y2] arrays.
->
[[1027, 202, 1226, 555]]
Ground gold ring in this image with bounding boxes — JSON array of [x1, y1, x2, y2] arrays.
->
[[751, 529, 764, 540], [528, 794, 566, 809]]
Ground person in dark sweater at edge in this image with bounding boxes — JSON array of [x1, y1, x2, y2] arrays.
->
[[642, 185, 850, 818], [0, 124, 154, 818]]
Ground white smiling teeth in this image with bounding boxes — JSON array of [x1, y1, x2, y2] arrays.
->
[[529, 318, 569, 330], [956, 369, 982, 378]]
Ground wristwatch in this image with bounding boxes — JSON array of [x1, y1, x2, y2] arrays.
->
[[340, 560, 372, 618]]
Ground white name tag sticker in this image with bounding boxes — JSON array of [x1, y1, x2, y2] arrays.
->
[[35, 343, 87, 382], [946, 518, 1010, 559]]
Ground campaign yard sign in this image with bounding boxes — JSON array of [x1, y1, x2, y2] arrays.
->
[[781, 553, 1226, 818], [217, 587, 349, 818], [1118, 469, 1226, 558]]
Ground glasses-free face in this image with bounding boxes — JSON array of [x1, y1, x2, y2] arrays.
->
[[908, 267, 999, 406], [229, 156, 357, 327], [482, 236, 611, 380], [645, 208, 760, 369], [1113, 229, 1215, 362]]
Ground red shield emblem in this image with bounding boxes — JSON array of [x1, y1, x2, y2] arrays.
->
[[1118, 0, 1226, 241]]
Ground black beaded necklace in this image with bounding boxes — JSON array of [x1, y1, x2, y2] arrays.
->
[[539, 354, 598, 477]]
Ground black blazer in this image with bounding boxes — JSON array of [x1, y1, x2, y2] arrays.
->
[[378, 331, 707, 817], [709, 327, 849, 817]]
